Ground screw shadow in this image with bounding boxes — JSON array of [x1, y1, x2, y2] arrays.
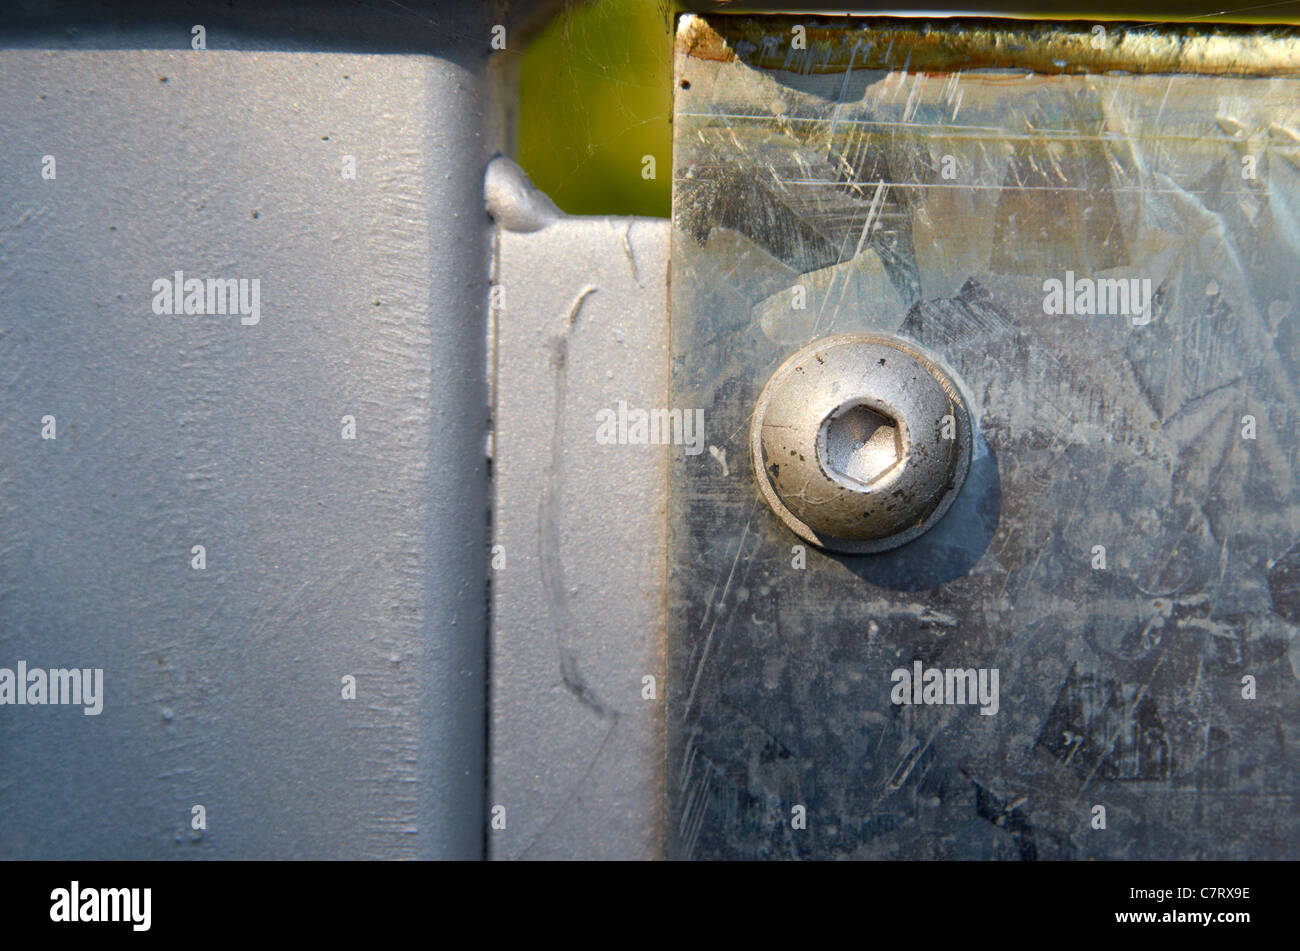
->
[[829, 431, 1001, 591]]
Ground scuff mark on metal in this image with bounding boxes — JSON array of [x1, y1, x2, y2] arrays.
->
[[539, 284, 620, 722]]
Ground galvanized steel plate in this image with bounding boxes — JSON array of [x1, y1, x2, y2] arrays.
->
[[668, 15, 1300, 860]]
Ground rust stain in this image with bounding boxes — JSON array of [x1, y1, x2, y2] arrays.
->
[[676, 12, 736, 64], [676, 14, 1300, 78]]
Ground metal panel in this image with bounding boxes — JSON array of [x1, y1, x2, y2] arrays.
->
[[0, 39, 490, 858], [669, 15, 1300, 860], [487, 158, 668, 860]]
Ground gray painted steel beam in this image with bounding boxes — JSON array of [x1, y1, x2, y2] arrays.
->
[[0, 24, 492, 858]]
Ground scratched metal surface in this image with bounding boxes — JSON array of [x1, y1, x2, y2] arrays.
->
[[669, 16, 1300, 860]]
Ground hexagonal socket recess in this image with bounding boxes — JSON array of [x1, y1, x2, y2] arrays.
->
[[751, 333, 973, 554]]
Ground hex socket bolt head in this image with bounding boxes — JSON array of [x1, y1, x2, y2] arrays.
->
[[751, 333, 973, 554]]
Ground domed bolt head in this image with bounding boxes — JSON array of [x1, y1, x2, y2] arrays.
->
[[751, 333, 973, 554]]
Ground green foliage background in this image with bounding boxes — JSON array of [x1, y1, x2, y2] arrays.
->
[[516, 0, 675, 218]]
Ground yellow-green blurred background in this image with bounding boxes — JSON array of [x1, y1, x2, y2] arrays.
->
[[516, 0, 675, 218]]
